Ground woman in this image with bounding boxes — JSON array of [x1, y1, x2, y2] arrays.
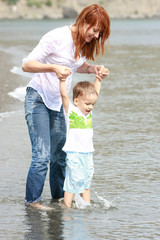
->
[[22, 4, 110, 208]]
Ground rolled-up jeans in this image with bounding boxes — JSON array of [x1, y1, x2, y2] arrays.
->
[[24, 87, 66, 204]]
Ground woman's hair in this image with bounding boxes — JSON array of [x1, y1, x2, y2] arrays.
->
[[73, 4, 110, 60], [73, 81, 98, 100]]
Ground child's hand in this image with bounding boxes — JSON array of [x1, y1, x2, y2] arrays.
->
[[96, 67, 109, 81], [102, 67, 109, 75], [55, 65, 72, 81]]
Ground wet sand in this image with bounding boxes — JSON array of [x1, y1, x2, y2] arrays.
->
[[0, 50, 30, 205], [0, 50, 27, 113], [0, 111, 29, 162], [0, 111, 31, 203]]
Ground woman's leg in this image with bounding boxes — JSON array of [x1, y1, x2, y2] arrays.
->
[[49, 105, 66, 199], [25, 87, 51, 204]]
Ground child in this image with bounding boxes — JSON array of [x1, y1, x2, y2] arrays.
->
[[59, 68, 109, 208]]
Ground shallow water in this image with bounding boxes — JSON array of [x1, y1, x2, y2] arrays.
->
[[0, 18, 160, 240]]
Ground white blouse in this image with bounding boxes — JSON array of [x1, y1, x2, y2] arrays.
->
[[23, 25, 86, 111]]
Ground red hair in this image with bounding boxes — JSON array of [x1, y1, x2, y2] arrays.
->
[[73, 4, 110, 60]]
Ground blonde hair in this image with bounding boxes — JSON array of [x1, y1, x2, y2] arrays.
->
[[73, 81, 98, 100], [73, 4, 110, 60]]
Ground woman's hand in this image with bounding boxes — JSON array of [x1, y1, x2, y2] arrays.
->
[[76, 62, 109, 80], [54, 65, 72, 81], [88, 64, 108, 75], [96, 66, 109, 81], [88, 65, 109, 80]]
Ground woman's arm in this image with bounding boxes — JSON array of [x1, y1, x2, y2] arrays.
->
[[22, 60, 55, 73], [22, 60, 72, 81], [76, 62, 108, 75], [76, 62, 91, 73]]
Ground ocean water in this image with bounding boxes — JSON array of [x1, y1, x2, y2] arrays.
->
[[0, 18, 160, 240]]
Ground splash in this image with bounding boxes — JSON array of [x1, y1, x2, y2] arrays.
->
[[58, 194, 119, 210], [95, 192, 119, 209], [74, 194, 91, 209], [73, 193, 119, 210], [96, 194, 112, 209]]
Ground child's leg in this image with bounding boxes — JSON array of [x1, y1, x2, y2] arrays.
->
[[81, 189, 90, 203], [81, 153, 94, 204], [64, 191, 74, 207]]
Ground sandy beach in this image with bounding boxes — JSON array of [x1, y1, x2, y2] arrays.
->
[[0, 51, 27, 113], [0, 111, 29, 164], [0, 49, 29, 162], [0, 0, 160, 19], [0, 112, 30, 199], [0, 50, 30, 206], [0, 50, 30, 178]]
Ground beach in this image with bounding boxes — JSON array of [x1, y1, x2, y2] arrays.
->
[[0, 110, 29, 198], [0, 49, 29, 185], [1, 0, 160, 19], [0, 51, 24, 113], [0, 18, 160, 240], [0, 49, 29, 227]]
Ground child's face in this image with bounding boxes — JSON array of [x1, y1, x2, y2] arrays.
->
[[74, 93, 98, 116]]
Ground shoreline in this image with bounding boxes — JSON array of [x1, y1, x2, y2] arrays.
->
[[0, 110, 29, 159], [0, 50, 27, 114], [0, 14, 159, 21], [1, 15, 160, 20], [0, 0, 160, 20]]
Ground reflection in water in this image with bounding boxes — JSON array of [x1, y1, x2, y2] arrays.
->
[[62, 209, 90, 240], [24, 207, 46, 240], [24, 206, 64, 240], [24, 204, 92, 240], [24, 198, 116, 240], [47, 208, 64, 239]]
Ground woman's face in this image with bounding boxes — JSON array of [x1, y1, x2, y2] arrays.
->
[[83, 22, 101, 42]]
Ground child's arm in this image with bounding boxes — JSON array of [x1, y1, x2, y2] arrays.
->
[[59, 79, 70, 114], [59, 69, 72, 113], [94, 67, 109, 94]]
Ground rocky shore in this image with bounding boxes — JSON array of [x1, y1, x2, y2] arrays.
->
[[0, 0, 160, 19]]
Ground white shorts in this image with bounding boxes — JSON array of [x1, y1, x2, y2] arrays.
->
[[63, 152, 94, 194]]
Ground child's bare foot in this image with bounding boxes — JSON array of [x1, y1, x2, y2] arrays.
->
[[29, 202, 55, 211]]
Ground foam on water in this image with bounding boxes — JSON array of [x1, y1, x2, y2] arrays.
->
[[72, 193, 118, 210], [8, 66, 32, 102], [8, 87, 26, 102], [0, 110, 24, 121], [57, 194, 116, 211], [74, 194, 91, 209], [10, 66, 33, 79], [95, 192, 119, 209]]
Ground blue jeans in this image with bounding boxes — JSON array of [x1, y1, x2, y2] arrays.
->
[[24, 87, 66, 204]]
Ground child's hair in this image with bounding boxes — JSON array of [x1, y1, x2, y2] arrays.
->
[[73, 81, 98, 100]]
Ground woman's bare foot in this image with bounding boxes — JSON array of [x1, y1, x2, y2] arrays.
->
[[29, 202, 55, 211]]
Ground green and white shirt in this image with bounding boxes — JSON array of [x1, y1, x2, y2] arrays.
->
[[63, 102, 94, 153]]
